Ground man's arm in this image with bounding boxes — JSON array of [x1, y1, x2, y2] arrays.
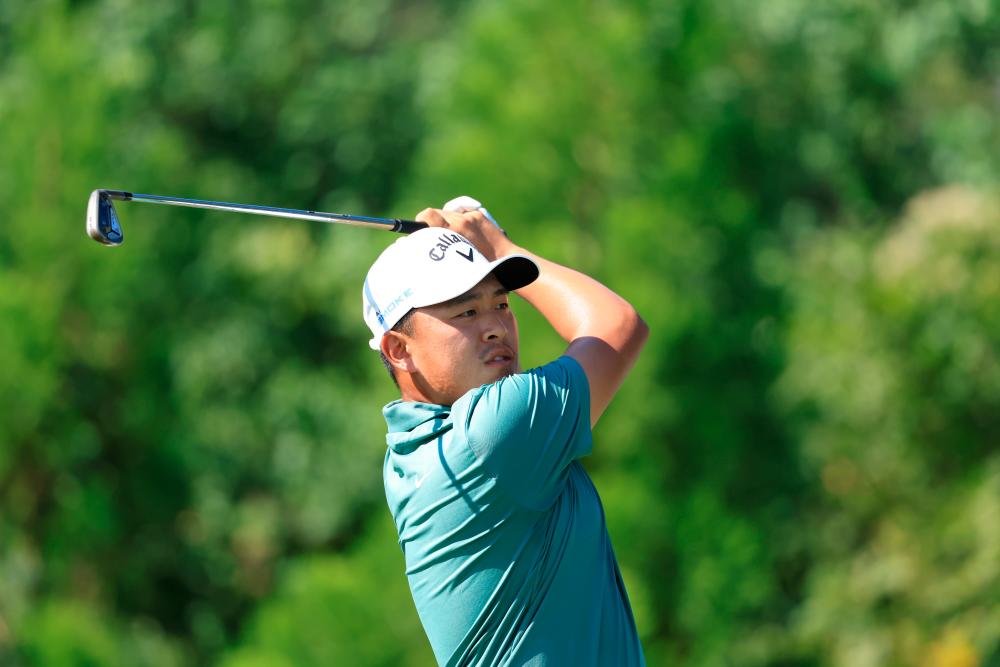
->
[[509, 250, 649, 426], [415, 207, 649, 426]]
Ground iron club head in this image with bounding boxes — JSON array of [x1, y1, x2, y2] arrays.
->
[[86, 189, 128, 246]]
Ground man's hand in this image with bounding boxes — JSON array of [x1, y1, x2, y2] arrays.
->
[[414, 207, 516, 262]]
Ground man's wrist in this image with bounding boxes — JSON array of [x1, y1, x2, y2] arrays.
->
[[492, 237, 525, 262]]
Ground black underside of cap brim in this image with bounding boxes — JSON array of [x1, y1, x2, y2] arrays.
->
[[491, 255, 539, 291]]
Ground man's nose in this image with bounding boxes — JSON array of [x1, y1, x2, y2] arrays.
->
[[481, 312, 508, 341]]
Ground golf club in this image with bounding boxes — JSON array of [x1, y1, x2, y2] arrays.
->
[[86, 189, 428, 246]]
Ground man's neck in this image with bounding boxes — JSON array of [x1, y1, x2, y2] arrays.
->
[[398, 375, 445, 406]]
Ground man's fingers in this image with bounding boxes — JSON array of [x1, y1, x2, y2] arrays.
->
[[460, 210, 489, 225], [424, 209, 489, 228], [415, 208, 450, 228], [415, 206, 505, 260], [415, 208, 487, 229]]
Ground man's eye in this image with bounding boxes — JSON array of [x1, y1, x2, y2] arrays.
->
[[496, 302, 509, 311], [457, 309, 476, 318]]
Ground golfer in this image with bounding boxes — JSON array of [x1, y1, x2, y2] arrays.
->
[[363, 196, 649, 666]]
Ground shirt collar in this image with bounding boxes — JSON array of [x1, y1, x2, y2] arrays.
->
[[383, 400, 453, 454]]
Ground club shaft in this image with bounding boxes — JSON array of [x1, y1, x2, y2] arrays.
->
[[114, 191, 424, 233]]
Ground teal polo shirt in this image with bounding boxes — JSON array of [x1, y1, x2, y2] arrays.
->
[[382, 356, 645, 666]]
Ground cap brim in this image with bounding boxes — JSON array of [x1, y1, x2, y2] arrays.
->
[[490, 254, 539, 292]]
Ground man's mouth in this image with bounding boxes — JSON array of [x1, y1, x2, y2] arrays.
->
[[483, 347, 514, 366]]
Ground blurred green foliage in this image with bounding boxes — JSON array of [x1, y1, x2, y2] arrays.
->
[[0, 0, 997, 665]]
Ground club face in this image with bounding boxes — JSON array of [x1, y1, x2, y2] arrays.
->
[[87, 190, 124, 246]]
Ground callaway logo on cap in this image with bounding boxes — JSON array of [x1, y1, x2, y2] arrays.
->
[[362, 227, 538, 350]]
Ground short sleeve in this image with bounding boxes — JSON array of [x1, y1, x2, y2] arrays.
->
[[452, 355, 592, 510]]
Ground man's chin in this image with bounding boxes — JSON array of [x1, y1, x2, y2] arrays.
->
[[479, 358, 519, 386], [495, 363, 519, 380]]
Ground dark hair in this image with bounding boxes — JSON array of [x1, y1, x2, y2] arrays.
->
[[380, 310, 415, 387]]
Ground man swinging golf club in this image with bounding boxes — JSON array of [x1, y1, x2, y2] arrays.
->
[[363, 196, 649, 666]]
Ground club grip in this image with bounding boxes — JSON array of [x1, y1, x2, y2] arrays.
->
[[392, 219, 429, 234]]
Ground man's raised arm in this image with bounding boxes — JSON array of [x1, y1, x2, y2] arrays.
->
[[415, 206, 649, 426]]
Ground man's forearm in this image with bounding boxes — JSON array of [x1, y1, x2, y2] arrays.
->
[[501, 242, 649, 425], [503, 245, 642, 346]]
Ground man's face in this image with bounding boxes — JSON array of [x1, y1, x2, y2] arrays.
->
[[402, 275, 520, 406]]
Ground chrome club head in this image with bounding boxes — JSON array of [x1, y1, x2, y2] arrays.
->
[[86, 189, 126, 246]]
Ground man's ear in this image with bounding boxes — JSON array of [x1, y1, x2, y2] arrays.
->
[[381, 330, 416, 374]]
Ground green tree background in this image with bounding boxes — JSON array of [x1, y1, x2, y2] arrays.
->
[[1, 0, 997, 665]]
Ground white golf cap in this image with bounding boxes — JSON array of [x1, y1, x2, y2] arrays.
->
[[362, 227, 539, 350]]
